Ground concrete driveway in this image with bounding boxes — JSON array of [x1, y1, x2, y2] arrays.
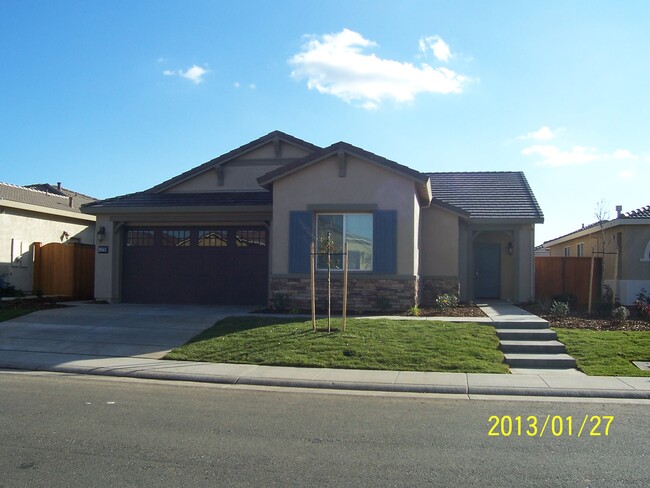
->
[[0, 302, 250, 362]]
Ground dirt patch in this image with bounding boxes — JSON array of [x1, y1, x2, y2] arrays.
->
[[520, 304, 650, 331]]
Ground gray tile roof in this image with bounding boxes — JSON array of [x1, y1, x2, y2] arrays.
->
[[0, 182, 96, 214], [83, 191, 272, 210], [427, 172, 544, 222], [623, 205, 650, 219]]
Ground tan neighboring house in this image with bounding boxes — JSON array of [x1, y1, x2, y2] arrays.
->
[[543, 204, 650, 305], [82, 131, 544, 310], [0, 182, 96, 293]]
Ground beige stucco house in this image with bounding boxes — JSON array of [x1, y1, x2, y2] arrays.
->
[[543, 204, 650, 305], [82, 131, 543, 310], [0, 182, 96, 293]]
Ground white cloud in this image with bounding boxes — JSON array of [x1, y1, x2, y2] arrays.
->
[[418, 35, 452, 62], [618, 169, 635, 179], [289, 28, 470, 109], [613, 149, 637, 160], [517, 126, 557, 141], [521, 144, 599, 167], [163, 64, 209, 84]]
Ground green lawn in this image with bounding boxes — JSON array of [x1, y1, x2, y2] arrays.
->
[[0, 308, 37, 322], [555, 329, 650, 376], [165, 316, 508, 373]]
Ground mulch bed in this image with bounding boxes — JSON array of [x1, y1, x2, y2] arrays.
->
[[520, 304, 650, 331], [0, 297, 68, 311], [408, 305, 487, 318]]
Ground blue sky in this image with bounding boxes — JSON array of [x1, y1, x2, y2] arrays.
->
[[1, 1, 647, 244]]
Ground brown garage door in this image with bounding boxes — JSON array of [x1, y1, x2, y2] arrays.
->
[[122, 227, 268, 305]]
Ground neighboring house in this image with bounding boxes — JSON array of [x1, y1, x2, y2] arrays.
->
[[0, 182, 96, 293], [82, 131, 543, 310], [543, 204, 650, 305]]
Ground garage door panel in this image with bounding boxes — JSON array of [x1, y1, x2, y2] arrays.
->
[[122, 227, 268, 305]]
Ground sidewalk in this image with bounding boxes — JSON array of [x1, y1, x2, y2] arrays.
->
[[1, 351, 649, 399], [1, 301, 648, 399]]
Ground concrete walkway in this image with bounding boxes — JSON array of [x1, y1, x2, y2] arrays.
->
[[0, 302, 648, 400]]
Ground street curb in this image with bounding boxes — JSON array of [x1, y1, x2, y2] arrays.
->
[[4, 363, 650, 400]]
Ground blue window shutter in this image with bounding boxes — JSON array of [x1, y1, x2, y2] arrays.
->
[[373, 210, 397, 274], [289, 211, 312, 274]]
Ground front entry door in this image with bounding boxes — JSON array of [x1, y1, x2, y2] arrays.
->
[[475, 244, 500, 298]]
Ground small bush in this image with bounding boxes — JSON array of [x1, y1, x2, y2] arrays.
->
[[611, 306, 630, 324], [407, 305, 421, 317], [549, 300, 570, 318], [435, 293, 459, 310], [633, 288, 650, 319]]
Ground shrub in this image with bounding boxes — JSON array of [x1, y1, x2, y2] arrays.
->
[[633, 288, 650, 319], [407, 305, 421, 317], [435, 293, 459, 310], [549, 300, 570, 318], [611, 306, 630, 324]]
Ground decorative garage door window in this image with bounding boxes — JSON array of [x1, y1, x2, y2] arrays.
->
[[236, 230, 266, 247], [316, 213, 373, 271], [162, 230, 190, 247], [198, 230, 228, 247], [126, 230, 155, 247]]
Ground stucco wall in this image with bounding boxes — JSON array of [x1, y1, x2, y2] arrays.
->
[[419, 205, 459, 276], [0, 208, 94, 293], [270, 154, 420, 276]]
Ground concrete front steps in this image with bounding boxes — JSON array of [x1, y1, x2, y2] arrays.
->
[[478, 302, 581, 375], [496, 324, 578, 372]]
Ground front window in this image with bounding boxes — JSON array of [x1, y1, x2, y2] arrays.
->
[[563, 246, 571, 257], [577, 243, 584, 257], [316, 213, 373, 271]]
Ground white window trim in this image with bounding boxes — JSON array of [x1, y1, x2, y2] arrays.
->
[[576, 242, 585, 257], [563, 246, 571, 257], [641, 239, 650, 263]]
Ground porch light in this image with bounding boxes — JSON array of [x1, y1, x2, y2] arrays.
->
[[97, 226, 106, 242], [507, 242, 513, 255]]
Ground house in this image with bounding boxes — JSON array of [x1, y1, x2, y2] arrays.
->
[[82, 131, 543, 310], [0, 182, 96, 293], [543, 204, 650, 305]]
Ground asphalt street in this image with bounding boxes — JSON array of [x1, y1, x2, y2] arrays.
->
[[1, 371, 648, 487]]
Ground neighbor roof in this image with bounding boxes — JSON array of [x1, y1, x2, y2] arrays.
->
[[0, 182, 96, 214], [623, 205, 650, 219], [428, 172, 544, 222], [543, 203, 650, 246], [146, 130, 321, 194]]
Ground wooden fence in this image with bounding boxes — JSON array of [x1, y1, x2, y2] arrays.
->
[[33, 242, 95, 299], [535, 256, 602, 307]]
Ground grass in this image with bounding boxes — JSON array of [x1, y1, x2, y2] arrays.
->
[[0, 308, 38, 322], [555, 328, 650, 376], [165, 316, 508, 373]]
